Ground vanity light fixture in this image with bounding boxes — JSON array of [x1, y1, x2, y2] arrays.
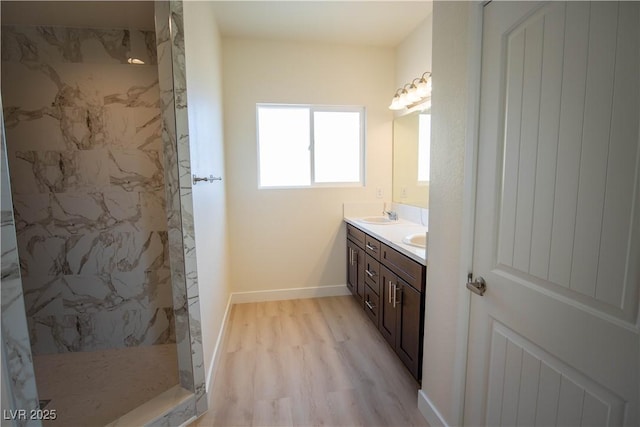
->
[[389, 71, 432, 111], [389, 88, 407, 111]]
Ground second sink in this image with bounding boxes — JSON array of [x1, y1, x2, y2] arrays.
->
[[402, 233, 427, 248]]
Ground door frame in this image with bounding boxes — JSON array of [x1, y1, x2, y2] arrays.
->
[[450, 2, 488, 426]]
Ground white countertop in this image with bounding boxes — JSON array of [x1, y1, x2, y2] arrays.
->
[[344, 217, 428, 266]]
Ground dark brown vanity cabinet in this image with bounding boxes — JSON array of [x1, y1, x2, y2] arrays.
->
[[379, 243, 425, 379], [364, 255, 380, 293], [346, 225, 366, 305], [365, 235, 382, 259], [363, 283, 379, 325], [380, 265, 424, 379], [363, 233, 382, 323], [346, 222, 426, 381]]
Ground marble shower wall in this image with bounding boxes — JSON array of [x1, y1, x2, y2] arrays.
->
[[1, 109, 41, 427], [1, 25, 175, 354], [154, 0, 206, 416]]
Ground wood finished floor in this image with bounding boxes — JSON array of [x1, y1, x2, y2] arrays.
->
[[192, 296, 428, 427]]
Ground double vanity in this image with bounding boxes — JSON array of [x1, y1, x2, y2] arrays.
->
[[344, 214, 427, 381]]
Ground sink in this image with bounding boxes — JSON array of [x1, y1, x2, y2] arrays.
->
[[357, 216, 395, 225], [403, 233, 427, 248]]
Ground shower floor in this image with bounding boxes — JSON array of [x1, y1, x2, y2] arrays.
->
[[32, 344, 179, 426]]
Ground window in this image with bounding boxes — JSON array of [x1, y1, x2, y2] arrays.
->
[[257, 104, 365, 188]]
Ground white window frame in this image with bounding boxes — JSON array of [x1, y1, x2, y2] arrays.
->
[[256, 103, 366, 189]]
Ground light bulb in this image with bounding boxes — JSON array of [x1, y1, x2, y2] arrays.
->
[[399, 89, 410, 107], [416, 82, 429, 98], [407, 84, 420, 103], [389, 95, 403, 110]]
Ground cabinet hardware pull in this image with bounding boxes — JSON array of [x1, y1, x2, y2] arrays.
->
[[350, 249, 354, 265], [365, 300, 375, 311], [365, 269, 376, 278], [393, 284, 399, 308], [366, 243, 377, 251], [388, 281, 393, 304]]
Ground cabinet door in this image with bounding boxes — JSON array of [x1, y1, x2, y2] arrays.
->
[[346, 224, 366, 247], [365, 235, 381, 260], [363, 284, 379, 327], [379, 265, 396, 347], [346, 239, 358, 296], [364, 254, 380, 294], [396, 278, 422, 379]]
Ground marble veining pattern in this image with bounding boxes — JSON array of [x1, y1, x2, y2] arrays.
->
[[147, 396, 195, 427], [154, 0, 207, 420], [168, 0, 207, 414], [1, 115, 41, 426], [154, 0, 193, 398], [1, 23, 174, 354]]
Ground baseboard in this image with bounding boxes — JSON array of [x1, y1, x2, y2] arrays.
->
[[206, 292, 233, 393], [230, 284, 351, 304], [417, 389, 449, 427]]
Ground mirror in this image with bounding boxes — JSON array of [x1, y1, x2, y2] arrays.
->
[[392, 112, 430, 208]]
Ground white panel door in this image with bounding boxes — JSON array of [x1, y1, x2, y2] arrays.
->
[[465, 2, 639, 426]]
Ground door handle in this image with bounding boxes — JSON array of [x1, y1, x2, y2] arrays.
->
[[192, 174, 222, 185], [466, 273, 486, 296]]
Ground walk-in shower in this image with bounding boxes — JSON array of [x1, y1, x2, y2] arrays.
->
[[1, 2, 178, 424]]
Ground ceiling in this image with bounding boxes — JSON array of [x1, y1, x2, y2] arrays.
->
[[1, 1, 156, 30], [210, 1, 433, 47], [1, 1, 432, 48]]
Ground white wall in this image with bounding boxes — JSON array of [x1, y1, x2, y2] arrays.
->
[[419, 2, 472, 426], [393, 13, 433, 208], [182, 1, 230, 390], [222, 38, 394, 293], [395, 9, 433, 92]]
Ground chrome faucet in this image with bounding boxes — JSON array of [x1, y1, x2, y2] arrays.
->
[[384, 210, 398, 221]]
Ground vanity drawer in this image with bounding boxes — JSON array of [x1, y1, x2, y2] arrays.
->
[[347, 224, 366, 248], [381, 243, 425, 292], [364, 254, 380, 294], [365, 235, 381, 260], [364, 284, 379, 327]]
